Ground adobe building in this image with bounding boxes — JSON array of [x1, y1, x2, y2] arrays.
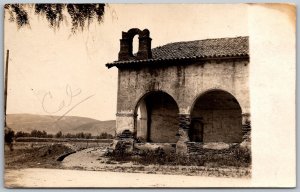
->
[[106, 28, 251, 154]]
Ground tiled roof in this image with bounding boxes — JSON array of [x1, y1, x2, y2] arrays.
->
[[152, 36, 249, 59], [106, 36, 249, 68]]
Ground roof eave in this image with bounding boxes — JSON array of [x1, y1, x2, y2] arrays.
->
[[105, 54, 249, 69]]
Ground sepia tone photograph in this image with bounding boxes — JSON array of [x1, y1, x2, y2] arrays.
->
[[3, 3, 296, 188]]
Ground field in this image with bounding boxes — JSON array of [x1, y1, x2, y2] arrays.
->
[[5, 139, 251, 178], [5, 140, 111, 169]]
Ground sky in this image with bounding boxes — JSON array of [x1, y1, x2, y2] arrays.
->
[[4, 4, 249, 121]]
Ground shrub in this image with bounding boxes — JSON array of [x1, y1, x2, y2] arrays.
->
[[15, 131, 30, 138], [106, 141, 130, 162], [96, 132, 114, 139], [106, 144, 251, 168], [84, 133, 92, 139], [30, 129, 48, 138], [55, 131, 63, 138], [4, 128, 14, 143], [4, 128, 15, 151]]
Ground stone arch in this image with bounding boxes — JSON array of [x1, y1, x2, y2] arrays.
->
[[134, 90, 179, 143], [133, 89, 179, 112], [189, 88, 243, 114], [124, 28, 141, 58], [189, 89, 243, 143], [118, 28, 152, 60]]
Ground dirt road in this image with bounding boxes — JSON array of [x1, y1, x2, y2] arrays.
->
[[5, 168, 251, 188]]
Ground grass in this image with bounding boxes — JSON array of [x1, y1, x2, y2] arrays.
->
[[106, 143, 251, 168]]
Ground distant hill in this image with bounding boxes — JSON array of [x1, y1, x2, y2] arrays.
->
[[6, 114, 115, 136]]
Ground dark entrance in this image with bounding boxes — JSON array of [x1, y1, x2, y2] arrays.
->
[[135, 91, 179, 143], [190, 90, 242, 143], [189, 118, 204, 142]]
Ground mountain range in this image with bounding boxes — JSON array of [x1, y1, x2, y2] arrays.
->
[[6, 114, 115, 136]]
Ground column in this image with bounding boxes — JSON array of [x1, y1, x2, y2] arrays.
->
[[112, 112, 137, 153], [242, 113, 251, 142], [176, 113, 191, 155], [115, 111, 137, 139]]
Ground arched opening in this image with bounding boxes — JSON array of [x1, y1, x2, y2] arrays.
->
[[132, 35, 139, 55], [190, 90, 242, 143], [135, 91, 179, 143]]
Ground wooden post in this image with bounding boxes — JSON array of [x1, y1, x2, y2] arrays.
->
[[4, 50, 9, 128]]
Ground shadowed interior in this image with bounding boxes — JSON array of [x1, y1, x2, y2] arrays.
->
[[190, 90, 242, 143], [136, 91, 179, 143]]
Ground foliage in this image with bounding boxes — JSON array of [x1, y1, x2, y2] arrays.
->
[[15, 130, 53, 138], [107, 145, 251, 168], [64, 132, 92, 139], [15, 129, 114, 140], [30, 130, 47, 138], [4, 128, 15, 144], [96, 132, 114, 139], [4, 4, 105, 33], [106, 141, 129, 161], [55, 131, 63, 138], [75, 132, 91, 139], [15, 131, 30, 138]]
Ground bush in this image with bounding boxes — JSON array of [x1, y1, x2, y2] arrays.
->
[[15, 131, 30, 138], [55, 131, 63, 138], [96, 132, 114, 139], [4, 128, 15, 151], [31, 129, 48, 138], [106, 141, 130, 161], [137, 148, 169, 165], [15, 130, 53, 138], [4, 128, 14, 144], [106, 144, 251, 168]]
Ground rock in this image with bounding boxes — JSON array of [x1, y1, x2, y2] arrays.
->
[[203, 142, 230, 150], [240, 140, 251, 150], [176, 129, 189, 155], [134, 143, 175, 153]]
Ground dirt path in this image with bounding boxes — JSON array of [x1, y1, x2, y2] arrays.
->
[[62, 147, 108, 169], [5, 168, 251, 188]]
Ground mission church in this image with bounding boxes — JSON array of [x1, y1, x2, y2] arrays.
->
[[106, 28, 251, 154]]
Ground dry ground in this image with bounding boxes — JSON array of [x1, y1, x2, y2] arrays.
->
[[4, 141, 251, 188], [5, 168, 251, 188], [62, 147, 251, 178]]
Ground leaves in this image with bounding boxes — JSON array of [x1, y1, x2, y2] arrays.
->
[[5, 4, 29, 27], [35, 4, 64, 28], [5, 4, 105, 33]]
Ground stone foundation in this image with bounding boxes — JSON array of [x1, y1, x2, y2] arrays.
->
[[134, 143, 176, 153], [112, 112, 251, 155]]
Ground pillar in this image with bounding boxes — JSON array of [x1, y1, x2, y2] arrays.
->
[[137, 34, 152, 59], [112, 112, 137, 152], [115, 112, 137, 138], [242, 113, 251, 142], [176, 113, 191, 155]]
